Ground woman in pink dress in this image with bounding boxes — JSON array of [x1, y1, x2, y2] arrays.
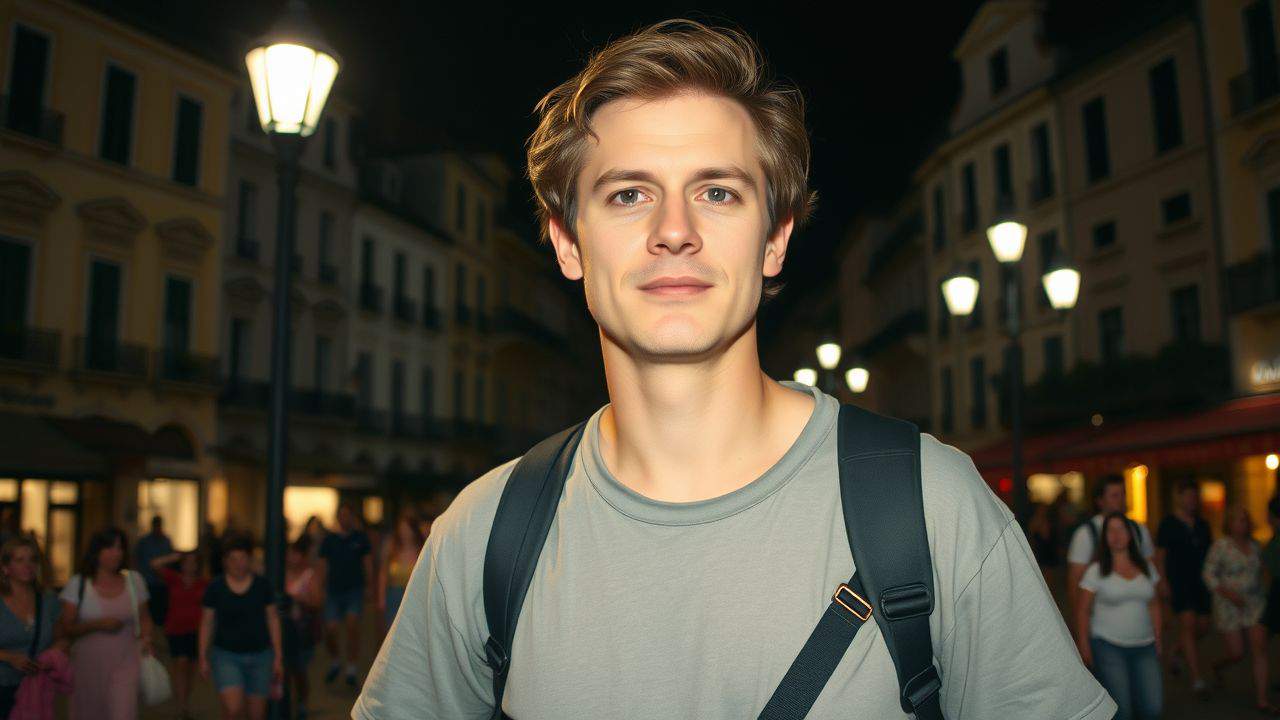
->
[[57, 527, 153, 720]]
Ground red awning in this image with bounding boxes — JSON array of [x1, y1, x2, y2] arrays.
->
[[971, 393, 1280, 482]]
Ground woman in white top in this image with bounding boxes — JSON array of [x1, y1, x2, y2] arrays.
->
[[1076, 511, 1163, 720]]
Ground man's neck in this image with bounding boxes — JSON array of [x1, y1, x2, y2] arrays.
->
[[596, 324, 815, 503]]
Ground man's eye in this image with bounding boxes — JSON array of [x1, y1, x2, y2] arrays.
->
[[611, 189, 646, 206], [704, 187, 737, 204]]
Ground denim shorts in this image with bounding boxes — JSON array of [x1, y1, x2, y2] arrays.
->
[[324, 586, 363, 622], [210, 647, 273, 697]]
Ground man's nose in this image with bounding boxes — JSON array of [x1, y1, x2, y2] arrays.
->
[[647, 196, 703, 255]]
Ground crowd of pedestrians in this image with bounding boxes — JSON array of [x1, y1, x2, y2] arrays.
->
[[0, 501, 434, 720]]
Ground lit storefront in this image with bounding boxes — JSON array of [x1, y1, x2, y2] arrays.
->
[[973, 393, 1280, 538]]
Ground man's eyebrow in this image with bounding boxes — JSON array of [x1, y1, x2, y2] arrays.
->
[[590, 166, 759, 193]]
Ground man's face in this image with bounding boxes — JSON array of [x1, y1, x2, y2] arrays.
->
[[547, 91, 792, 361], [1100, 484, 1126, 515]]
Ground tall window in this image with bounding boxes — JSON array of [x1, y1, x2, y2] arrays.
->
[[162, 277, 192, 358], [969, 356, 987, 429], [318, 212, 333, 267], [931, 185, 946, 252], [86, 260, 122, 369], [1161, 192, 1192, 225], [421, 366, 434, 417], [171, 96, 203, 186], [391, 360, 405, 422], [474, 375, 486, 423], [237, 181, 257, 243], [1030, 122, 1054, 201], [323, 117, 337, 169], [476, 275, 486, 314], [1042, 335, 1064, 378], [1244, 1, 1280, 105], [476, 200, 486, 245], [99, 65, 136, 165], [1170, 285, 1201, 343], [1082, 97, 1111, 183], [1269, 187, 1280, 255], [456, 263, 467, 308], [314, 336, 331, 391], [453, 370, 465, 420], [229, 318, 249, 383], [423, 265, 436, 309], [1092, 221, 1117, 250], [993, 143, 1013, 209], [356, 352, 373, 409], [0, 238, 32, 338], [1098, 307, 1124, 364], [1148, 59, 1183, 153], [961, 163, 978, 232], [5, 25, 51, 139], [455, 185, 467, 233], [988, 47, 1010, 96], [394, 252, 406, 300], [937, 289, 950, 339], [361, 237, 375, 287], [940, 366, 954, 433]]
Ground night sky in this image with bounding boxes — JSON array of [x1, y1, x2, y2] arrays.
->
[[82, 0, 987, 334]]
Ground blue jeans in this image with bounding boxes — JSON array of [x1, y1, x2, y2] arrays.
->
[[210, 647, 273, 697], [1091, 637, 1162, 719], [324, 586, 363, 622]]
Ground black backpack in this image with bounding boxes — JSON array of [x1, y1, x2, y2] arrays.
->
[[482, 403, 945, 720]]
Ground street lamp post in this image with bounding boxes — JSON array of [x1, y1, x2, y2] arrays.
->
[[942, 218, 1079, 523], [245, 3, 338, 713]]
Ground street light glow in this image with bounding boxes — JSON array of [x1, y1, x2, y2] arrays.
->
[[816, 342, 842, 370], [793, 368, 818, 387], [986, 220, 1027, 263], [1043, 267, 1081, 310], [1268, 453, 1279, 471], [245, 0, 341, 137], [845, 367, 869, 394], [941, 270, 979, 316]]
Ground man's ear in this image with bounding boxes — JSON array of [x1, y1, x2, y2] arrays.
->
[[762, 215, 795, 279], [547, 215, 585, 281]]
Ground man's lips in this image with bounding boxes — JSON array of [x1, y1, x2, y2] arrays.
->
[[639, 276, 713, 295]]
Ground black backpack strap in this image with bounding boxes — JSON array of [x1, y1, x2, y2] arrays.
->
[[481, 421, 588, 720], [838, 404, 943, 719], [760, 404, 943, 719]]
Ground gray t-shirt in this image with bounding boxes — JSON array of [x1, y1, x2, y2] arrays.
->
[[355, 382, 1115, 719]]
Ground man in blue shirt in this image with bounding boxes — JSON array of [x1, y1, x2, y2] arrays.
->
[[320, 503, 371, 687]]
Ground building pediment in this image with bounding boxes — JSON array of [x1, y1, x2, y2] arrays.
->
[[0, 170, 60, 220], [156, 217, 214, 263], [313, 298, 347, 323], [77, 197, 146, 246], [224, 275, 268, 304], [953, 0, 1041, 59]]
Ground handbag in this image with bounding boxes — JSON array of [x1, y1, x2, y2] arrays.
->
[[125, 569, 172, 706]]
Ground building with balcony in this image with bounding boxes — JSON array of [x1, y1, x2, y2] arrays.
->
[[893, 0, 1276, 531], [0, 0, 234, 581]]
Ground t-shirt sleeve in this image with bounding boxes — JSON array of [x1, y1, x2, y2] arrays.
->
[[1079, 563, 1102, 593], [130, 571, 150, 603], [1139, 525, 1155, 559], [1066, 524, 1093, 565], [354, 529, 493, 720], [57, 576, 81, 606]]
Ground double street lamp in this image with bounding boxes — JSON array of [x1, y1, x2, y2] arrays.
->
[[794, 340, 869, 396], [245, 0, 339, 690], [941, 215, 1080, 521]]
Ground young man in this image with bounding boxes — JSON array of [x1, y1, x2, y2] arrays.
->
[[1066, 475, 1156, 623], [134, 515, 174, 627], [1155, 479, 1211, 695], [321, 503, 372, 687], [355, 20, 1114, 719]]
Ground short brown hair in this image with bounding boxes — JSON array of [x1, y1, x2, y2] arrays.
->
[[0, 536, 44, 594], [526, 19, 816, 300]]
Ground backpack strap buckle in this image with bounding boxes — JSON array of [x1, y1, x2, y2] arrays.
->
[[879, 583, 932, 620], [484, 636, 509, 675], [831, 583, 872, 622], [902, 665, 942, 714]]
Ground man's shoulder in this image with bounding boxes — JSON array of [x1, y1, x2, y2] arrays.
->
[[429, 456, 524, 561], [917, 432, 1012, 530]]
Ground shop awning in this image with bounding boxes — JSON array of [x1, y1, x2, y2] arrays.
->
[[0, 411, 108, 477], [47, 415, 197, 459], [971, 392, 1280, 482]]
